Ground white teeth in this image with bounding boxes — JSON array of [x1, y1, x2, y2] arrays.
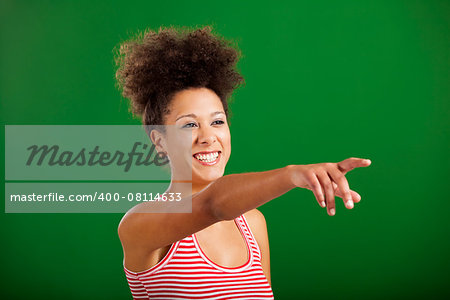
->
[[194, 152, 219, 162]]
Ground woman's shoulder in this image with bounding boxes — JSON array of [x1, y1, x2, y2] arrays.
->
[[242, 208, 268, 237], [117, 203, 150, 245]]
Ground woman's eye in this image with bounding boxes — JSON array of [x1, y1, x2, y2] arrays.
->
[[182, 122, 197, 128], [182, 120, 224, 128]]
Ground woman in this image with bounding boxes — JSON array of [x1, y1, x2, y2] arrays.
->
[[114, 25, 371, 299]]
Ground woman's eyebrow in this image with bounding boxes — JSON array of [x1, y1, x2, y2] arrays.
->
[[176, 111, 225, 121]]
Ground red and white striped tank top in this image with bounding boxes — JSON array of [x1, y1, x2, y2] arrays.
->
[[123, 214, 274, 299]]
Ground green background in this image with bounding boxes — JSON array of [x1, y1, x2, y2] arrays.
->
[[1, 0, 449, 299]]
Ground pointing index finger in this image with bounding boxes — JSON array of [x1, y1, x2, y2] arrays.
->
[[337, 157, 372, 174]]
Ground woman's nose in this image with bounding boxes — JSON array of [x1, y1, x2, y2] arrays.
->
[[196, 126, 217, 145]]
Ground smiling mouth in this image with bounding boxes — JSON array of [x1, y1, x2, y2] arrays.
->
[[193, 151, 221, 165]]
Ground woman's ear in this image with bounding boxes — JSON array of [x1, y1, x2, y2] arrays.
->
[[150, 129, 166, 154]]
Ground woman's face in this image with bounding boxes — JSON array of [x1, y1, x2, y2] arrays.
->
[[153, 87, 231, 188]]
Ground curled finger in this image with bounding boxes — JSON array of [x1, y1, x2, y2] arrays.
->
[[328, 166, 353, 209], [308, 172, 326, 208], [317, 170, 336, 216]]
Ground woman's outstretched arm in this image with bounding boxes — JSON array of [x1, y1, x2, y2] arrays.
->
[[118, 157, 371, 255]]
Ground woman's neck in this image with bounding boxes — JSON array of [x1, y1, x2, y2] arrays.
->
[[165, 180, 212, 197]]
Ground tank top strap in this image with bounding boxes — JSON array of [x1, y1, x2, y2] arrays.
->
[[237, 214, 263, 262]]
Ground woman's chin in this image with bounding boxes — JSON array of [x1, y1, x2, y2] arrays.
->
[[191, 158, 226, 180]]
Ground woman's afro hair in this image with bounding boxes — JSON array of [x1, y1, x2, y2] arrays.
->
[[114, 24, 245, 127]]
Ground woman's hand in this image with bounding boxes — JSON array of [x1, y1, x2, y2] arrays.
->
[[287, 157, 372, 216]]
